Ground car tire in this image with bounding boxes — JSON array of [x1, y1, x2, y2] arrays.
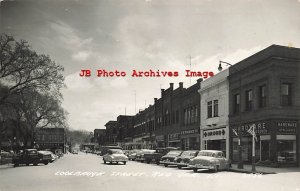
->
[[214, 165, 219, 173], [156, 161, 160, 165], [33, 163, 38, 166], [164, 164, 168, 167], [146, 161, 150, 164], [123, 161, 126, 165], [193, 168, 197, 172], [178, 166, 182, 169], [110, 162, 112, 164], [44, 161, 48, 165], [14, 163, 19, 167], [26, 163, 29, 166]]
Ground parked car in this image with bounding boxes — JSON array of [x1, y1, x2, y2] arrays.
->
[[13, 149, 50, 167], [189, 150, 231, 172], [135, 149, 156, 162], [72, 150, 79, 154], [38, 151, 56, 163], [144, 147, 179, 164], [128, 150, 139, 161], [100, 146, 123, 156], [174, 150, 199, 169], [160, 150, 183, 167], [0, 150, 14, 164], [103, 149, 128, 165]]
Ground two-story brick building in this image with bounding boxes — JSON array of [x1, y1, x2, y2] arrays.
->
[[228, 45, 300, 166]]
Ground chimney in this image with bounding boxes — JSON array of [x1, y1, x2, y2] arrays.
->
[[179, 82, 183, 88], [170, 83, 174, 90], [161, 89, 165, 97], [154, 98, 158, 103], [197, 78, 203, 88]]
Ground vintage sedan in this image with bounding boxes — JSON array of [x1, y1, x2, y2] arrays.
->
[[174, 150, 199, 169], [38, 151, 56, 163], [103, 149, 128, 165], [135, 149, 156, 162], [189, 150, 231, 172], [13, 149, 50, 167], [160, 150, 183, 167]]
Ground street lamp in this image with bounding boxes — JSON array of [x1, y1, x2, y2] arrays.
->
[[218, 60, 244, 169], [218, 61, 233, 71]]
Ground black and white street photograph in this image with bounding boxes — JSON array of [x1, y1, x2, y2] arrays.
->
[[1, 0, 300, 191]]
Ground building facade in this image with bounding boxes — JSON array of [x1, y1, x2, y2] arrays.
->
[[228, 45, 300, 166], [199, 69, 229, 158], [181, 80, 201, 150], [35, 127, 66, 154]]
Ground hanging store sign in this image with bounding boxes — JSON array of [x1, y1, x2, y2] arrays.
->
[[203, 128, 226, 140]]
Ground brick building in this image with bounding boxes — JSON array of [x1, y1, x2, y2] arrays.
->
[[35, 127, 65, 154], [93, 129, 106, 145], [228, 45, 300, 167]]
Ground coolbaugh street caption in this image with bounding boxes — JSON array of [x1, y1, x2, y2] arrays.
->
[[79, 69, 215, 79]]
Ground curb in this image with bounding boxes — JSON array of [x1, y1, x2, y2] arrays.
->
[[228, 168, 276, 174]]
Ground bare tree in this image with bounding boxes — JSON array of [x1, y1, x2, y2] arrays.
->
[[0, 34, 65, 105]]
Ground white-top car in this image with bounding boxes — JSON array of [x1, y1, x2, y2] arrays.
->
[[103, 149, 128, 165]]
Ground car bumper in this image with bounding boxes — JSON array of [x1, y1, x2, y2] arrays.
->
[[160, 161, 176, 165], [188, 164, 215, 170], [110, 159, 129, 162], [175, 162, 189, 167]]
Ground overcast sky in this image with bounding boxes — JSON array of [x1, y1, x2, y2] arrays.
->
[[1, 0, 300, 132]]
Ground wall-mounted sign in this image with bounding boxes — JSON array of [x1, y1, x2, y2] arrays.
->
[[203, 128, 227, 140], [231, 121, 270, 136], [276, 121, 297, 134], [156, 135, 164, 141], [180, 129, 199, 135], [168, 133, 180, 141]]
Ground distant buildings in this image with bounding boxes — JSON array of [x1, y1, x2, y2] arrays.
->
[[35, 127, 66, 154]]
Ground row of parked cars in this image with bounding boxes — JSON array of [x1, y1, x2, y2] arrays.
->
[[125, 148, 231, 172], [1, 149, 61, 167]]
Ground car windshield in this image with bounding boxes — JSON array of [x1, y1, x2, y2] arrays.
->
[[197, 151, 218, 157], [181, 151, 197, 156], [167, 151, 182, 155], [111, 149, 124, 154]]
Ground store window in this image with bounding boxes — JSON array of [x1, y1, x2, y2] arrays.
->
[[281, 83, 292, 106], [277, 135, 296, 163]]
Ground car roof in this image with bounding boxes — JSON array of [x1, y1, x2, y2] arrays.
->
[[199, 150, 222, 153], [108, 149, 123, 151]]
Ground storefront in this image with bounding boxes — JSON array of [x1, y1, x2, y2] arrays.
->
[[230, 120, 298, 166], [168, 133, 180, 148], [156, 135, 166, 148], [202, 127, 229, 158], [180, 129, 200, 150]]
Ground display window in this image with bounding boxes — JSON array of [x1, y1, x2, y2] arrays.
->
[[277, 135, 296, 163]]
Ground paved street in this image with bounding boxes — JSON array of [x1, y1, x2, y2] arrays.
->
[[1, 152, 300, 191]]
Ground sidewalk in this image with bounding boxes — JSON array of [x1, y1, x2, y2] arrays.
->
[[229, 164, 300, 174], [0, 163, 14, 169]]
